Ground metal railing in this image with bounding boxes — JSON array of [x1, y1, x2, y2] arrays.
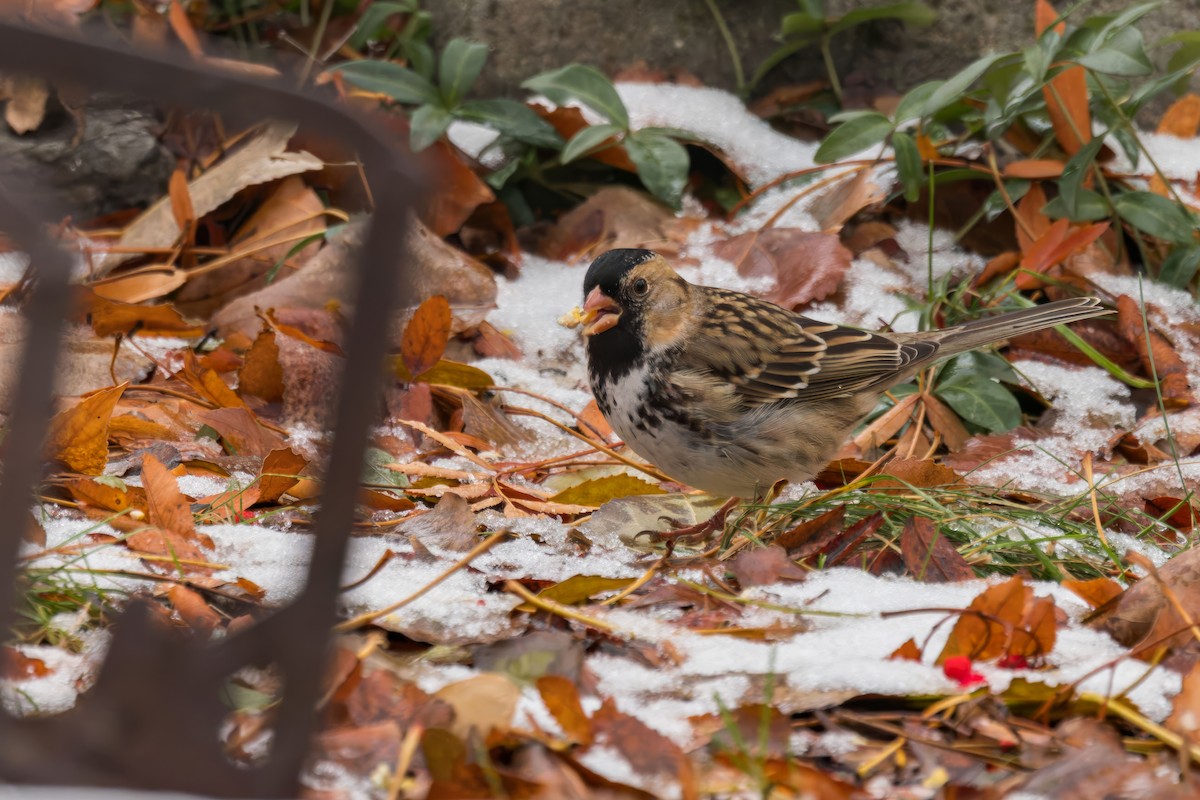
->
[[0, 21, 418, 797]]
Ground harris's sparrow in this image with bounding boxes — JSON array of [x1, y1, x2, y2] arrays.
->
[[578, 248, 1110, 533]]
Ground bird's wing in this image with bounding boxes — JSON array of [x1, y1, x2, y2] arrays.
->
[[678, 288, 939, 408]]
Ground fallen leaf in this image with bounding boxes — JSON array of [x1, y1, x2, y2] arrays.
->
[[142, 452, 197, 539], [1036, 0, 1091, 155], [900, 516, 974, 582], [808, 170, 884, 231], [434, 673, 521, 739], [1014, 182, 1051, 255], [536, 675, 594, 746], [168, 585, 220, 638], [46, 383, 128, 475], [1088, 548, 1200, 651], [402, 295, 452, 378], [64, 477, 132, 512], [238, 330, 284, 402], [81, 289, 204, 337], [876, 457, 964, 489], [889, 638, 922, 661], [534, 575, 636, 606], [200, 407, 287, 457], [938, 576, 1056, 663], [1116, 295, 1191, 408], [91, 265, 188, 304], [540, 185, 688, 261], [550, 474, 665, 507], [536, 104, 637, 171], [712, 229, 852, 310], [257, 447, 307, 503], [776, 505, 846, 554], [1166, 662, 1200, 738], [1, 647, 50, 680], [727, 545, 807, 588], [1002, 159, 1064, 179], [1063, 577, 1124, 609], [1157, 93, 1200, 139], [420, 139, 495, 236], [95, 122, 322, 275]]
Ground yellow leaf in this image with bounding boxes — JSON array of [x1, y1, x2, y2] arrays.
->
[[549, 474, 665, 507], [535, 575, 636, 606], [392, 357, 494, 390], [46, 383, 128, 475]]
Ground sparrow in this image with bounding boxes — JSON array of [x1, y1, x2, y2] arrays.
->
[[578, 248, 1111, 538]]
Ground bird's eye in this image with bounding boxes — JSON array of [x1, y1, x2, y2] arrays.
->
[[632, 278, 649, 296]]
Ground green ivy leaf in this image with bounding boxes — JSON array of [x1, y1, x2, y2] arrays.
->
[[831, 1, 936, 36], [781, 11, 824, 37], [331, 60, 439, 105], [1113, 191, 1198, 245], [938, 350, 1018, 386], [348, 1, 416, 48], [923, 53, 1007, 116], [624, 131, 689, 209], [456, 99, 563, 148], [409, 103, 453, 151], [523, 64, 629, 128], [815, 111, 892, 163], [560, 123, 625, 163], [936, 373, 1022, 432], [438, 38, 489, 106], [893, 81, 943, 124], [891, 131, 923, 202], [1076, 41, 1152, 76], [1159, 244, 1200, 289], [1056, 137, 1104, 219], [1042, 189, 1111, 222]]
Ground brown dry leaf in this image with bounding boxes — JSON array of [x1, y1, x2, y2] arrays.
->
[[876, 457, 964, 489], [95, 122, 322, 276], [1063, 577, 1124, 609], [776, 505, 845, 554], [402, 295, 452, 378], [1003, 159, 1065, 179], [900, 516, 973, 583], [536, 675, 594, 746], [472, 320, 522, 360], [168, 167, 195, 245], [975, 251, 1020, 287], [108, 415, 176, 447], [1088, 548, 1200, 651], [1115, 295, 1191, 408], [578, 398, 615, 442], [808, 170, 884, 232], [889, 638, 923, 661], [712, 229, 852, 310], [1014, 182, 1051, 255], [922, 394, 970, 451], [1157, 93, 1200, 139], [1, 647, 51, 680], [200, 407, 287, 458], [938, 576, 1056, 663], [83, 294, 204, 338], [258, 447, 306, 503], [166, 0, 204, 57], [852, 392, 919, 451], [434, 673, 521, 739], [1017, 220, 1110, 290], [727, 545, 807, 588], [176, 176, 325, 314], [168, 585, 220, 638], [540, 185, 688, 261], [64, 477, 131, 513], [142, 453, 197, 539], [238, 330, 284, 402], [2, 74, 49, 134], [420, 139, 496, 236], [1036, 0, 1091, 155], [400, 493, 477, 551], [91, 265, 188, 304], [589, 700, 696, 798], [46, 383, 128, 475], [460, 200, 522, 276], [536, 104, 637, 171], [1166, 662, 1200, 738]]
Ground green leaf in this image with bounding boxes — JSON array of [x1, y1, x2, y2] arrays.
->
[[923, 53, 1007, 116], [891, 131, 923, 202], [1159, 244, 1200, 289], [456, 99, 562, 148], [485, 157, 522, 190], [830, 2, 936, 36], [938, 350, 1018, 385], [523, 64, 628, 128], [1042, 189, 1110, 222], [814, 111, 892, 163], [1113, 192, 1198, 245], [1057, 137, 1104, 219], [982, 180, 1029, 222], [331, 60, 439, 105], [1093, 3, 1162, 44], [781, 11, 824, 37], [1076, 43, 1152, 76], [409, 103, 453, 151], [893, 81, 943, 124], [560, 123, 625, 163], [362, 447, 409, 488], [348, 1, 414, 48], [407, 39, 436, 81], [438, 38, 489, 106], [624, 132, 690, 208], [935, 374, 1022, 432]]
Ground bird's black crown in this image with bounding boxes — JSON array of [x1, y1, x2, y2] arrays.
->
[[583, 249, 655, 297]]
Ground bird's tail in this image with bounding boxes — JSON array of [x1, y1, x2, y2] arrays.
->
[[932, 297, 1111, 357]]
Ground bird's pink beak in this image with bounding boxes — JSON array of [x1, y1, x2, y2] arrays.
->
[[581, 287, 620, 336]]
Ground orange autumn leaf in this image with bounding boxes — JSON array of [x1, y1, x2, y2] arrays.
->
[[258, 447, 308, 503], [938, 576, 1057, 664], [536, 675, 594, 746], [46, 383, 128, 475], [1017, 220, 1110, 289], [64, 477, 131, 513], [239, 329, 284, 402], [889, 638, 923, 661], [1035, 0, 1091, 155], [1014, 182, 1051, 254], [1116, 295, 1191, 408], [1063, 577, 1124, 609], [142, 452, 197, 539], [168, 585, 221, 638], [81, 289, 205, 337], [402, 295, 452, 378], [1003, 159, 1065, 179], [1157, 93, 1200, 139], [167, 167, 195, 245]]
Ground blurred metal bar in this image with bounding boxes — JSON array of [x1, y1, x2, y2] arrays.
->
[[0, 21, 418, 797]]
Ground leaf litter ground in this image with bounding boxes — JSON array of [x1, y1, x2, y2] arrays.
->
[[2, 78, 1200, 798]]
